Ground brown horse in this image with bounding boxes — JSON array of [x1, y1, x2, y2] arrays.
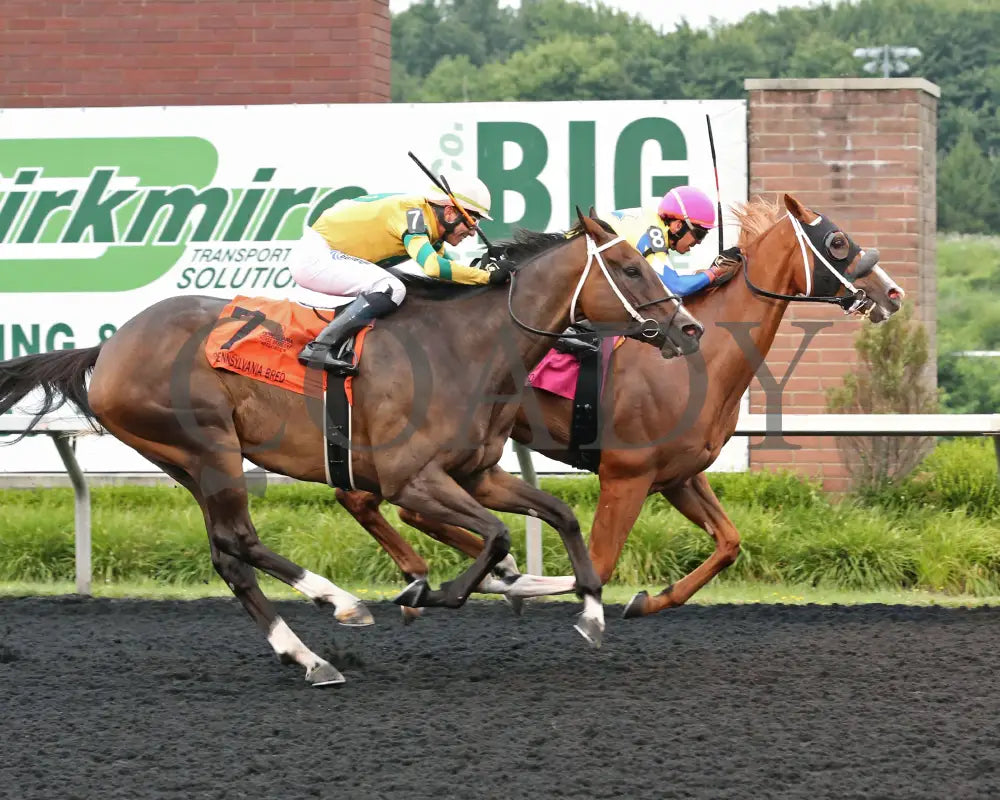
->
[[334, 194, 905, 617], [0, 210, 704, 685]]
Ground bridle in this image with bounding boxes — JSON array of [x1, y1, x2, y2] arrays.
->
[[506, 233, 683, 341], [742, 213, 877, 315]]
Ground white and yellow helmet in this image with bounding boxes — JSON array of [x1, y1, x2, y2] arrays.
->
[[425, 173, 493, 220]]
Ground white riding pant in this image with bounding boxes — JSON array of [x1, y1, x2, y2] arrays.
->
[[289, 228, 406, 306]]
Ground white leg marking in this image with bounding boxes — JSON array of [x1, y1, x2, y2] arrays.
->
[[293, 569, 362, 609], [268, 617, 319, 666], [581, 593, 605, 629], [476, 574, 512, 594], [268, 617, 344, 685], [494, 554, 520, 576], [501, 574, 576, 598]]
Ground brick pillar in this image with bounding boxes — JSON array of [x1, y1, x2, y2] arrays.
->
[[0, 0, 391, 107], [743, 78, 939, 491]]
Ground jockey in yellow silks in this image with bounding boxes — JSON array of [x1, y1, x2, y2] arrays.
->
[[289, 174, 513, 373]]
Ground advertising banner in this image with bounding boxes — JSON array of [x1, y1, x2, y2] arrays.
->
[[0, 99, 747, 474]]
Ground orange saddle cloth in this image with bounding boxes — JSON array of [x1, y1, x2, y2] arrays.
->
[[205, 296, 342, 396]]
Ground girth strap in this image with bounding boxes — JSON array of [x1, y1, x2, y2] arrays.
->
[[567, 337, 612, 472]]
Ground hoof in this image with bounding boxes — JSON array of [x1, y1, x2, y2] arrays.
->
[[393, 578, 430, 608], [622, 590, 648, 619], [401, 606, 423, 625], [335, 602, 375, 627], [306, 660, 345, 687], [504, 594, 525, 617], [573, 615, 604, 649]]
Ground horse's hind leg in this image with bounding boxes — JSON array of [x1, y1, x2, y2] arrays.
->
[[210, 542, 345, 686], [98, 419, 367, 685], [336, 489, 431, 583], [195, 456, 374, 627], [336, 488, 431, 624], [155, 462, 346, 686]]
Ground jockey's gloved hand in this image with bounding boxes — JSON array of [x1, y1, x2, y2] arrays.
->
[[487, 258, 516, 285], [703, 246, 743, 286]]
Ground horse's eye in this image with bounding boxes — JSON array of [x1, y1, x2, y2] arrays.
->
[[624, 266, 641, 278], [826, 233, 850, 260]]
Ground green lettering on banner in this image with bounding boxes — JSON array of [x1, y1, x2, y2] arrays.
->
[[12, 325, 40, 356], [47, 323, 75, 351], [568, 121, 596, 219], [224, 167, 274, 241], [614, 118, 688, 209], [125, 187, 230, 244], [257, 187, 318, 240], [17, 189, 76, 243], [63, 168, 138, 243], [477, 122, 551, 238], [307, 186, 367, 226], [0, 137, 218, 292]]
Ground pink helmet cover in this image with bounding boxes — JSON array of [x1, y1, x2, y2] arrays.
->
[[657, 186, 717, 228]]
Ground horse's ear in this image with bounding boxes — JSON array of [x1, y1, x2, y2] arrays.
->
[[589, 205, 597, 218], [784, 193, 809, 222], [576, 207, 603, 239]]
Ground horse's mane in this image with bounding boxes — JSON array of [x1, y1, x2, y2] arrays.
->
[[384, 216, 616, 301], [496, 217, 616, 262], [385, 268, 494, 301], [732, 195, 784, 249]]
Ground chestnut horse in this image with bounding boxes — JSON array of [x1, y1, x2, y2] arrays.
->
[[334, 194, 905, 618], [0, 210, 704, 685]]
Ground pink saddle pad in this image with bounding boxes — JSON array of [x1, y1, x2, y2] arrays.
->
[[527, 349, 581, 400], [527, 337, 618, 400]]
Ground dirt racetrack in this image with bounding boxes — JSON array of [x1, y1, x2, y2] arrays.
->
[[1, 596, 998, 800]]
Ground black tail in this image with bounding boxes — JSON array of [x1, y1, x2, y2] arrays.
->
[[0, 345, 104, 442]]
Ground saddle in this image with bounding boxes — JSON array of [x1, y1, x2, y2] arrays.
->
[[204, 295, 371, 491], [526, 321, 615, 472]]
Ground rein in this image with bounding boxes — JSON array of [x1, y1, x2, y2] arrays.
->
[[506, 234, 678, 341], [742, 214, 873, 315]]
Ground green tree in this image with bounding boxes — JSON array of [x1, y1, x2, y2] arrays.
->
[[938, 128, 1000, 234], [827, 306, 939, 489], [391, 0, 1000, 233]]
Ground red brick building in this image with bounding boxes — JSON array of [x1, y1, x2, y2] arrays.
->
[[0, 0, 391, 106]]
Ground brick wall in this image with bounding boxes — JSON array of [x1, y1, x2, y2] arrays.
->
[[0, 0, 391, 107], [744, 78, 939, 491]]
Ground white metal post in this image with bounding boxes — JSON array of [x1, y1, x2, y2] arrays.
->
[[513, 441, 543, 575], [52, 434, 91, 595]]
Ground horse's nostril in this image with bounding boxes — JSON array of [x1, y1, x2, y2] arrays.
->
[[888, 288, 902, 304], [683, 324, 703, 339]]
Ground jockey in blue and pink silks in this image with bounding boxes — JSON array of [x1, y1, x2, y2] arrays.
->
[[530, 185, 739, 393], [606, 184, 739, 296]]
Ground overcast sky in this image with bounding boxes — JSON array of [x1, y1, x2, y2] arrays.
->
[[387, 0, 829, 33]]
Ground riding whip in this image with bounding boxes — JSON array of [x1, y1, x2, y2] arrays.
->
[[407, 150, 499, 258], [705, 114, 724, 254]]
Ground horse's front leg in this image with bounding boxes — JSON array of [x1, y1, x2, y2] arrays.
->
[[465, 466, 605, 647], [623, 472, 740, 618], [396, 508, 523, 614], [336, 489, 521, 621], [491, 471, 653, 606], [388, 464, 513, 613]]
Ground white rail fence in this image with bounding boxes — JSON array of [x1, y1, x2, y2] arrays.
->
[[3, 413, 1000, 595]]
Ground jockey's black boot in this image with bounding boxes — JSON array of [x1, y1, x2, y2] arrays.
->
[[298, 290, 397, 375]]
